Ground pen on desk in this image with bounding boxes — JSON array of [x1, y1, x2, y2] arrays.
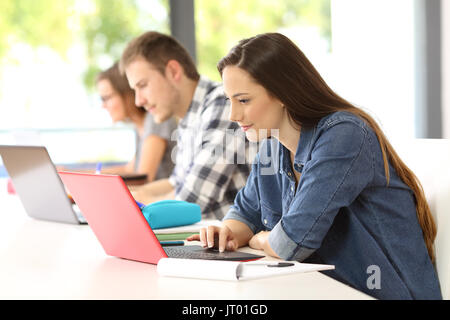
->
[[95, 162, 102, 174], [267, 262, 294, 268], [246, 262, 295, 268]]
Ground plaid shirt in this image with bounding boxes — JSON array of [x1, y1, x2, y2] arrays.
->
[[169, 76, 251, 219]]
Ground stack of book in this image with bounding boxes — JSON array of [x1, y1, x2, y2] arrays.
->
[[153, 219, 222, 241]]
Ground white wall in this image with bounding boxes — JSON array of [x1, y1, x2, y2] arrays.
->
[[443, 0, 450, 139], [329, 0, 415, 141]]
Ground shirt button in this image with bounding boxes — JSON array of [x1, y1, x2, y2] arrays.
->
[[291, 186, 294, 192], [288, 172, 292, 177], [264, 219, 268, 225]]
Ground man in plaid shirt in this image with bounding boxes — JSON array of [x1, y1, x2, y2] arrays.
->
[[120, 31, 250, 219]]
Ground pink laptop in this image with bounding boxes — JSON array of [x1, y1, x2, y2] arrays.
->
[[58, 172, 264, 264]]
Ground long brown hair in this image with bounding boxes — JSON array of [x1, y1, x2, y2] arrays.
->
[[96, 62, 146, 119], [218, 32, 436, 262]]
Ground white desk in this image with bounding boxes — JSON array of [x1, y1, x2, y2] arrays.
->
[[0, 184, 373, 300]]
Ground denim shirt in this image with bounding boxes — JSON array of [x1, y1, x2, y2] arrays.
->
[[223, 111, 442, 300]]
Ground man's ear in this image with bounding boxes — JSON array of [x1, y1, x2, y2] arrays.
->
[[165, 60, 183, 82]]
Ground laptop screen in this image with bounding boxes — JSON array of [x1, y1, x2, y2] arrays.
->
[[59, 172, 167, 264]]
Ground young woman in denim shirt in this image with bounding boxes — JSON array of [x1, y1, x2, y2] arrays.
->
[[187, 33, 441, 299]]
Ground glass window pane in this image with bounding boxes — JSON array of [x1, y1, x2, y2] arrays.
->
[[195, 0, 331, 82], [0, 0, 169, 164]]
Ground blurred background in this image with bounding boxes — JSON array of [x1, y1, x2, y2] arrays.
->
[[0, 0, 448, 171]]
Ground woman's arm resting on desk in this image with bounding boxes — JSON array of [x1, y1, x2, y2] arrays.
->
[[186, 219, 254, 253]]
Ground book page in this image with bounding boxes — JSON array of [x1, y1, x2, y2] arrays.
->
[[157, 258, 335, 281], [237, 261, 335, 281], [157, 258, 240, 281]]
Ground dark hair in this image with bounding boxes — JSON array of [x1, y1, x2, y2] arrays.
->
[[218, 32, 437, 262], [96, 62, 145, 117], [97, 62, 133, 98], [119, 31, 200, 81]]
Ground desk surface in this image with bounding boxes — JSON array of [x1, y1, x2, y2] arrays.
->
[[0, 184, 372, 300]]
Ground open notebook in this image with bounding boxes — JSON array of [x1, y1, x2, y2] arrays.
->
[[157, 258, 335, 281]]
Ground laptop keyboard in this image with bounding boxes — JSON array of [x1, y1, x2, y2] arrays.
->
[[163, 245, 264, 261], [164, 246, 230, 260]]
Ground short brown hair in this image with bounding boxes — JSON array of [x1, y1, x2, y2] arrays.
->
[[119, 31, 200, 81]]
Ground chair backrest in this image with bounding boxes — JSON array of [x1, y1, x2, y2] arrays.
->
[[393, 139, 450, 300]]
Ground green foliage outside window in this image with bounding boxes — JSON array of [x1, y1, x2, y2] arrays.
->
[[0, 0, 168, 91], [0, 0, 329, 89], [195, 0, 331, 81]]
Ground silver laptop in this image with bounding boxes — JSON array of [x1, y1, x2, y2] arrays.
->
[[0, 145, 86, 224]]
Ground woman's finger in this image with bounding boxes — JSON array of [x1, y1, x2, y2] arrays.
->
[[207, 226, 216, 248], [226, 240, 236, 251], [218, 226, 233, 252], [218, 227, 227, 252], [199, 227, 207, 247]]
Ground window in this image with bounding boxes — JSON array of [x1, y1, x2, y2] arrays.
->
[[195, 0, 331, 82], [1, 0, 438, 170], [329, 0, 416, 142], [194, 0, 422, 144], [0, 0, 169, 165]]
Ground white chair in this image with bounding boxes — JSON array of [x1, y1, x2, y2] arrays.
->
[[393, 139, 450, 300]]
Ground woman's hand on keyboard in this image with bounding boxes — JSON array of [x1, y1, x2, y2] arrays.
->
[[186, 225, 238, 253]]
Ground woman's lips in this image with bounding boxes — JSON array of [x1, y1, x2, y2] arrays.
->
[[240, 124, 253, 132]]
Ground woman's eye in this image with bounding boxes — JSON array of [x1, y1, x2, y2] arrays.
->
[[239, 99, 249, 104], [137, 82, 147, 89], [101, 94, 112, 102]]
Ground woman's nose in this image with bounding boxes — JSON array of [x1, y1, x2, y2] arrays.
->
[[229, 102, 243, 122]]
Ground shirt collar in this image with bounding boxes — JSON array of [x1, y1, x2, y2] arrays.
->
[[278, 124, 316, 176], [186, 75, 213, 114], [294, 125, 316, 166]]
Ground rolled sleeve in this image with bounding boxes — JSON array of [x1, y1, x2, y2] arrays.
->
[[269, 220, 316, 261]]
